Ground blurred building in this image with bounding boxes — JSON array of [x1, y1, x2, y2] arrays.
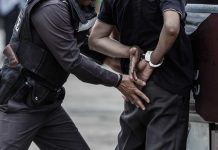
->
[[0, 0, 25, 45]]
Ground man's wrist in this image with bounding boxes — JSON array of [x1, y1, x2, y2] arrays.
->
[[150, 51, 164, 65], [144, 51, 164, 68]]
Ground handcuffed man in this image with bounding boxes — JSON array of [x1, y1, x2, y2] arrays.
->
[[89, 0, 194, 149]]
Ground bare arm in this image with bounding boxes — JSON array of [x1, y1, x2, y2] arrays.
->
[[150, 10, 181, 64], [129, 10, 181, 84], [89, 20, 130, 58]]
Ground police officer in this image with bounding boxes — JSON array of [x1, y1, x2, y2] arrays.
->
[[0, 0, 149, 149], [89, 0, 194, 149]]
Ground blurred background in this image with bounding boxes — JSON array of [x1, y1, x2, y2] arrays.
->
[[0, 0, 124, 149]]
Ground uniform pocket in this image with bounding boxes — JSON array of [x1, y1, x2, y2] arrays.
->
[[25, 78, 50, 107], [24, 77, 65, 107], [12, 81, 31, 102]]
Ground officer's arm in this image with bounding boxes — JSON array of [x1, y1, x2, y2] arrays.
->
[[89, 20, 130, 58], [31, 3, 119, 87]]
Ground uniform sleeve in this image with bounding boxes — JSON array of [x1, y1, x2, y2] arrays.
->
[[31, 2, 119, 87], [98, 0, 115, 25], [160, 0, 186, 20]]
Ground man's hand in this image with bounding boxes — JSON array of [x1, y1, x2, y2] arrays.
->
[[117, 75, 150, 110], [129, 46, 145, 86], [136, 59, 154, 84]]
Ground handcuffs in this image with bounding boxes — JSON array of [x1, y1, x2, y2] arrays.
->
[[142, 51, 164, 68]]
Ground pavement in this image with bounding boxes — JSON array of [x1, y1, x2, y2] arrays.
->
[[0, 27, 123, 150]]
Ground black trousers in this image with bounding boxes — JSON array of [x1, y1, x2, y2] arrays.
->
[[116, 81, 190, 150], [0, 104, 89, 150], [0, 79, 89, 150], [0, 66, 90, 150]]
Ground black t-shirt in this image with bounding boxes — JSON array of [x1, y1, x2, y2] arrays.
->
[[98, 0, 194, 95]]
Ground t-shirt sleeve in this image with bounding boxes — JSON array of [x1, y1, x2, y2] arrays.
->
[[160, 0, 186, 20], [98, 0, 115, 25]]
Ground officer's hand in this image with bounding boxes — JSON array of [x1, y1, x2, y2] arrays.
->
[[117, 75, 150, 110], [129, 46, 145, 86]]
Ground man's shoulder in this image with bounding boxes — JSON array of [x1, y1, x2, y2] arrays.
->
[[31, 0, 71, 26], [36, 0, 68, 9], [31, 0, 70, 17]]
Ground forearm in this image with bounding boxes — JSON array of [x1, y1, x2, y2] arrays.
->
[[90, 37, 130, 58], [71, 55, 120, 87], [151, 11, 180, 64], [89, 20, 130, 58]]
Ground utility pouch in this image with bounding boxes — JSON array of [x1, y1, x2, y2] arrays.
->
[[24, 77, 65, 107], [25, 77, 49, 106]]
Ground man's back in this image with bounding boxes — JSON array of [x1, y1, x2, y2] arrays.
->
[[99, 0, 163, 50], [99, 0, 194, 95], [90, 0, 195, 149]]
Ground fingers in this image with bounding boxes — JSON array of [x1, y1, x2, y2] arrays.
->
[[136, 62, 154, 83], [137, 59, 147, 71], [118, 74, 148, 110], [130, 88, 150, 110], [131, 94, 145, 110], [135, 89, 150, 103], [122, 95, 129, 102], [133, 71, 138, 81], [133, 78, 146, 87], [120, 89, 148, 110], [141, 66, 154, 82], [130, 60, 148, 86], [129, 58, 137, 80], [129, 47, 139, 80]]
